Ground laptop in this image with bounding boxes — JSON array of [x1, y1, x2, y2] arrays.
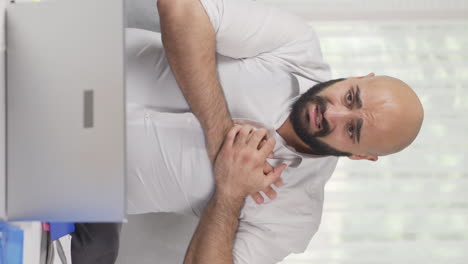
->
[[5, 0, 125, 221]]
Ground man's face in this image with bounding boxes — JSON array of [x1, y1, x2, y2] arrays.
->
[[291, 78, 351, 156], [290, 74, 420, 159]]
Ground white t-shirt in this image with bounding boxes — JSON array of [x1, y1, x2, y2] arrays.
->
[[125, 0, 338, 262]]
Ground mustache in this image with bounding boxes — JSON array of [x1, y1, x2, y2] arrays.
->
[[311, 96, 331, 138]]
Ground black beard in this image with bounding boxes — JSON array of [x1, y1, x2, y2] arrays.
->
[[290, 78, 351, 157]]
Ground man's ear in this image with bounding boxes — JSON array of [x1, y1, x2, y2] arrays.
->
[[348, 154, 378, 161], [355, 73, 375, 79]]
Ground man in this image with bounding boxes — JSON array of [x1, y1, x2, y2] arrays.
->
[[126, 0, 422, 261], [72, 0, 424, 263]]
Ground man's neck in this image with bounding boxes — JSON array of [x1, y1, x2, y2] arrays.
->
[[276, 116, 313, 154]]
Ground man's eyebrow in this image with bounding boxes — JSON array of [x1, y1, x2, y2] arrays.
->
[[356, 118, 363, 144], [355, 86, 362, 108]]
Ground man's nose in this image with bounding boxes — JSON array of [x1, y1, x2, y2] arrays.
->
[[324, 106, 353, 128]]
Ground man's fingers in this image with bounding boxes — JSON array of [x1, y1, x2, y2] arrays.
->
[[224, 124, 243, 148], [259, 139, 275, 158], [273, 178, 284, 187], [258, 138, 266, 150], [234, 125, 254, 145], [247, 128, 268, 149], [250, 186, 278, 205], [251, 192, 264, 204], [264, 163, 287, 187], [263, 161, 273, 175], [263, 186, 277, 200], [259, 137, 276, 159]]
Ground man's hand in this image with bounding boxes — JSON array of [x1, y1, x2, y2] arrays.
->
[[215, 125, 287, 201], [250, 162, 284, 204], [253, 138, 285, 204], [230, 121, 284, 204], [184, 124, 286, 264]]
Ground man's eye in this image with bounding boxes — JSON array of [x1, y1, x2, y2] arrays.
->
[[348, 125, 354, 138], [346, 92, 353, 105]]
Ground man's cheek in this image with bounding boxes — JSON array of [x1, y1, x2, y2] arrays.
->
[[320, 135, 344, 151]]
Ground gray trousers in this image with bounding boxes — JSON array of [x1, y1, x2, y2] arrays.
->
[[71, 223, 122, 264]]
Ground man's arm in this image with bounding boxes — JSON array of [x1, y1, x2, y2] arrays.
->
[[184, 125, 287, 264], [184, 191, 242, 263], [158, 0, 232, 162], [157, 0, 283, 203]]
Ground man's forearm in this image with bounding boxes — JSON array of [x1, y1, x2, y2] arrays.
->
[[158, 0, 233, 162], [184, 192, 243, 264]]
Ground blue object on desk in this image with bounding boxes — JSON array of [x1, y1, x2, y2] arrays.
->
[[49, 223, 75, 241], [0, 222, 24, 264]]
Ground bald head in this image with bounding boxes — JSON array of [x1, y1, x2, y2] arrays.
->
[[365, 76, 424, 155]]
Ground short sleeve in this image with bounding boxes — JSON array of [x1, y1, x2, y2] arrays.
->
[[198, 0, 224, 33], [198, 0, 312, 58], [198, 0, 331, 80]]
